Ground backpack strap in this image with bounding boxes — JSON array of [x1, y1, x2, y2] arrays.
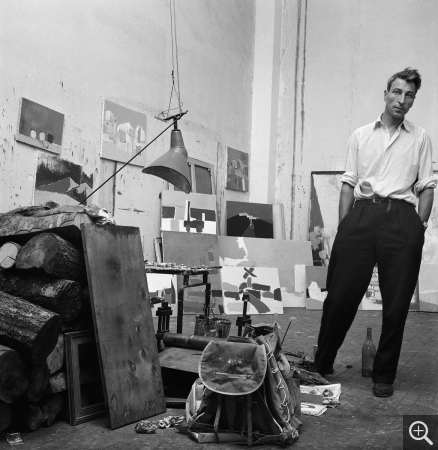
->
[[224, 396, 237, 430], [247, 393, 253, 447], [213, 394, 222, 442]]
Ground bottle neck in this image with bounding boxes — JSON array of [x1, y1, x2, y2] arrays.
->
[[367, 328, 372, 339]]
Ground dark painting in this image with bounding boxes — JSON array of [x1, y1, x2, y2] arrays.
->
[[226, 201, 273, 239], [19, 98, 64, 146], [34, 154, 94, 206]]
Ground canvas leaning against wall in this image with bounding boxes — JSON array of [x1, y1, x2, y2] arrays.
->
[[419, 174, 438, 311], [221, 266, 283, 315], [100, 100, 147, 167], [161, 190, 217, 234], [308, 172, 343, 266], [226, 201, 274, 238], [226, 147, 249, 192], [33, 153, 94, 207]]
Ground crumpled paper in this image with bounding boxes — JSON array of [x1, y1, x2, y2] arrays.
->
[[134, 416, 184, 434], [83, 204, 116, 225], [134, 420, 158, 434]]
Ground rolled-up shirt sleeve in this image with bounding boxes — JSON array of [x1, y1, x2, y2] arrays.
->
[[340, 131, 359, 187], [413, 131, 437, 196]]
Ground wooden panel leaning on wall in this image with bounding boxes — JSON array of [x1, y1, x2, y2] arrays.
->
[[81, 224, 166, 430]]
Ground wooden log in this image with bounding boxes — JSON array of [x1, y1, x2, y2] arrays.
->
[[0, 211, 93, 247], [45, 370, 67, 394], [0, 344, 30, 403], [0, 242, 21, 269], [0, 400, 12, 433], [46, 334, 64, 374], [26, 364, 50, 402], [39, 392, 66, 427], [0, 270, 83, 322], [45, 366, 101, 395], [11, 398, 43, 431], [61, 308, 93, 333], [16, 233, 87, 284], [0, 291, 62, 365]]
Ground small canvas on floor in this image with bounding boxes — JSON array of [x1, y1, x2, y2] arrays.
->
[[221, 266, 283, 315], [219, 236, 312, 307]]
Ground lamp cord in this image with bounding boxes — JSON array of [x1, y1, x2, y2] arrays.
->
[[79, 120, 175, 205], [161, 0, 183, 120]]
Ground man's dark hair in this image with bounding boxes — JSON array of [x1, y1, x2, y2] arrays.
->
[[387, 67, 422, 93]]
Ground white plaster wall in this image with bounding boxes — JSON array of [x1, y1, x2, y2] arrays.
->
[[0, 0, 256, 259], [249, 0, 282, 204], [278, 0, 438, 240]]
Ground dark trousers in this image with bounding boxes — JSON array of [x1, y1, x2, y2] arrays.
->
[[315, 199, 425, 384]]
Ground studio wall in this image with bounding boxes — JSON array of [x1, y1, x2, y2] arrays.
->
[[0, 0, 256, 259]]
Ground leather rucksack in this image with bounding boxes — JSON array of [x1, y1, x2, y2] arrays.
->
[[185, 324, 301, 446]]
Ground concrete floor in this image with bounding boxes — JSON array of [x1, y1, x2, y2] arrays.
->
[[1, 308, 437, 450]]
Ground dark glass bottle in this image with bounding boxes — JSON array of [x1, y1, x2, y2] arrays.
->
[[362, 327, 376, 377]]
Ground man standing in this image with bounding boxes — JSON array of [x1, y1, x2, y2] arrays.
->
[[314, 68, 436, 397]]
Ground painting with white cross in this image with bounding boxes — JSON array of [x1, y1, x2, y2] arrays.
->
[[221, 266, 283, 315]]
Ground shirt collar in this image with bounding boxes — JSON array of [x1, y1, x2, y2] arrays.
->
[[375, 114, 412, 132]]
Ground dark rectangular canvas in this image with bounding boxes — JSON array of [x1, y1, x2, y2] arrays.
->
[[226, 201, 273, 239], [19, 98, 64, 146]]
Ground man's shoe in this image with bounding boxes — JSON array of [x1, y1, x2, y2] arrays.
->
[[373, 383, 393, 397]]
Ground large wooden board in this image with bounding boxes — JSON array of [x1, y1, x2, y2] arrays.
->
[[81, 224, 165, 429]]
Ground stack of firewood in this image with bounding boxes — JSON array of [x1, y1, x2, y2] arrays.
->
[[0, 232, 94, 433]]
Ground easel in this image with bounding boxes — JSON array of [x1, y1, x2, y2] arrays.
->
[[236, 293, 252, 336], [145, 266, 221, 348]]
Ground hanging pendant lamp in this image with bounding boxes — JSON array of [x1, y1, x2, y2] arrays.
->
[[142, 121, 191, 194]]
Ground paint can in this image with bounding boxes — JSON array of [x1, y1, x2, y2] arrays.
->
[[194, 315, 231, 338], [215, 319, 231, 338]]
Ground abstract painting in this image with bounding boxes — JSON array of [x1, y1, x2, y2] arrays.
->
[[308, 172, 343, 266], [16, 98, 64, 154], [226, 147, 249, 192], [101, 100, 146, 166], [161, 231, 223, 314], [33, 153, 93, 206], [161, 191, 217, 235], [146, 273, 177, 317], [218, 236, 313, 307], [221, 266, 283, 315], [226, 201, 273, 238]]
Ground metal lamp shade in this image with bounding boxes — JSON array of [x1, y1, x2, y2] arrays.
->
[[142, 128, 191, 194]]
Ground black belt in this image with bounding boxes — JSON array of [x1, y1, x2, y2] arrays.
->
[[355, 197, 410, 213], [355, 197, 408, 204]]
